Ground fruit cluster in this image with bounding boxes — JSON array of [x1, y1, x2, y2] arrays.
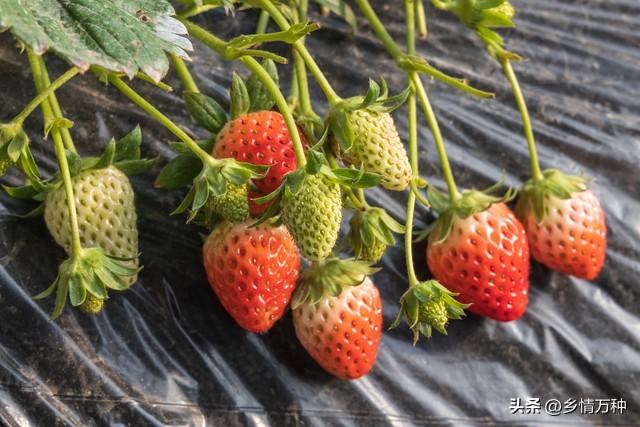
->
[[0, 0, 607, 381]]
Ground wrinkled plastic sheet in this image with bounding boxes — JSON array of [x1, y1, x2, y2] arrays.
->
[[0, 0, 639, 425]]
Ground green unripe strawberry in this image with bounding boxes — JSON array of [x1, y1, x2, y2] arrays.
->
[[44, 166, 139, 281], [339, 110, 412, 191], [208, 183, 249, 223], [360, 240, 387, 263], [491, 1, 515, 19], [281, 173, 342, 261], [420, 299, 448, 335], [0, 158, 12, 176], [80, 293, 105, 314]]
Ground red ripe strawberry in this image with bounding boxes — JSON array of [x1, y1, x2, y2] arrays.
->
[[520, 189, 606, 280], [427, 202, 530, 322], [202, 221, 301, 332], [293, 276, 382, 380], [213, 111, 306, 216]]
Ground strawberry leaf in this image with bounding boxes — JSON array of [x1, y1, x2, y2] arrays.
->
[[0, 0, 191, 81]]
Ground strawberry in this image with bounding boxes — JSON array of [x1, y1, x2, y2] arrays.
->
[[426, 188, 530, 322], [336, 110, 412, 191], [213, 111, 305, 216], [202, 221, 301, 333], [281, 172, 342, 261], [44, 165, 139, 279], [517, 170, 606, 279], [208, 183, 249, 223], [292, 264, 382, 380]]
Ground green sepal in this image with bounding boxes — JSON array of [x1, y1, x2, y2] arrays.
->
[[329, 109, 354, 152], [115, 158, 157, 176], [515, 168, 588, 224], [291, 258, 379, 309], [0, 122, 40, 180], [425, 181, 516, 243], [305, 145, 325, 175], [170, 157, 268, 222], [227, 21, 319, 51], [184, 92, 228, 134], [66, 149, 83, 177], [44, 117, 73, 138], [156, 153, 203, 189], [33, 247, 139, 319], [246, 58, 279, 112], [321, 164, 381, 189], [230, 72, 250, 119], [114, 125, 143, 161], [348, 207, 405, 262], [390, 280, 468, 345]]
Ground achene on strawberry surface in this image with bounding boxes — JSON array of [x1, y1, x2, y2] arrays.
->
[[213, 111, 306, 216], [202, 221, 301, 333]]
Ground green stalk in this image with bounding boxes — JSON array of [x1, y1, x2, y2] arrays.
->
[[404, 0, 420, 287], [251, 0, 342, 105], [256, 10, 270, 34], [416, 0, 428, 39], [107, 75, 214, 165], [293, 0, 315, 117], [181, 19, 307, 167], [13, 66, 79, 126], [170, 54, 199, 93], [501, 59, 543, 182], [355, 0, 460, 200], [33, 55, 76, 153], [27, 50, 82, 255]]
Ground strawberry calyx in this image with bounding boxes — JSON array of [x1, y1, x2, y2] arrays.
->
[[516, 168, 588, 224], [3, 126, 155, 216], [33, 247, 140, 319], [328, 78, 410, 153], [0, 122, 39, 180], [433, 0, 521, 61], [347, 207, 405, 263], [291, 258, 379, 309], [251, 144, 381, 225], [390, 280, 467, 344], [424, 181, 516, 243]]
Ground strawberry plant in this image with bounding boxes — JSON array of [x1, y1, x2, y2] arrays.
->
[[0, 0, 610, 382]]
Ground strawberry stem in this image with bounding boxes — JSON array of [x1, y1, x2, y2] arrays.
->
[[27, 49, 82, 255], [501, 58, 544, 182], [256, 10, 270, 35], [355, 0, 460, 201], [416, 0, 428, 39], [404, 0, 421, 288], [251, 0, 342, 106], [12, 65, 79, 130], [32, 55, 77, 153], [107, 75, 215, 166], [180, 19, 307, 168], [170, 54, 199, 93]]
